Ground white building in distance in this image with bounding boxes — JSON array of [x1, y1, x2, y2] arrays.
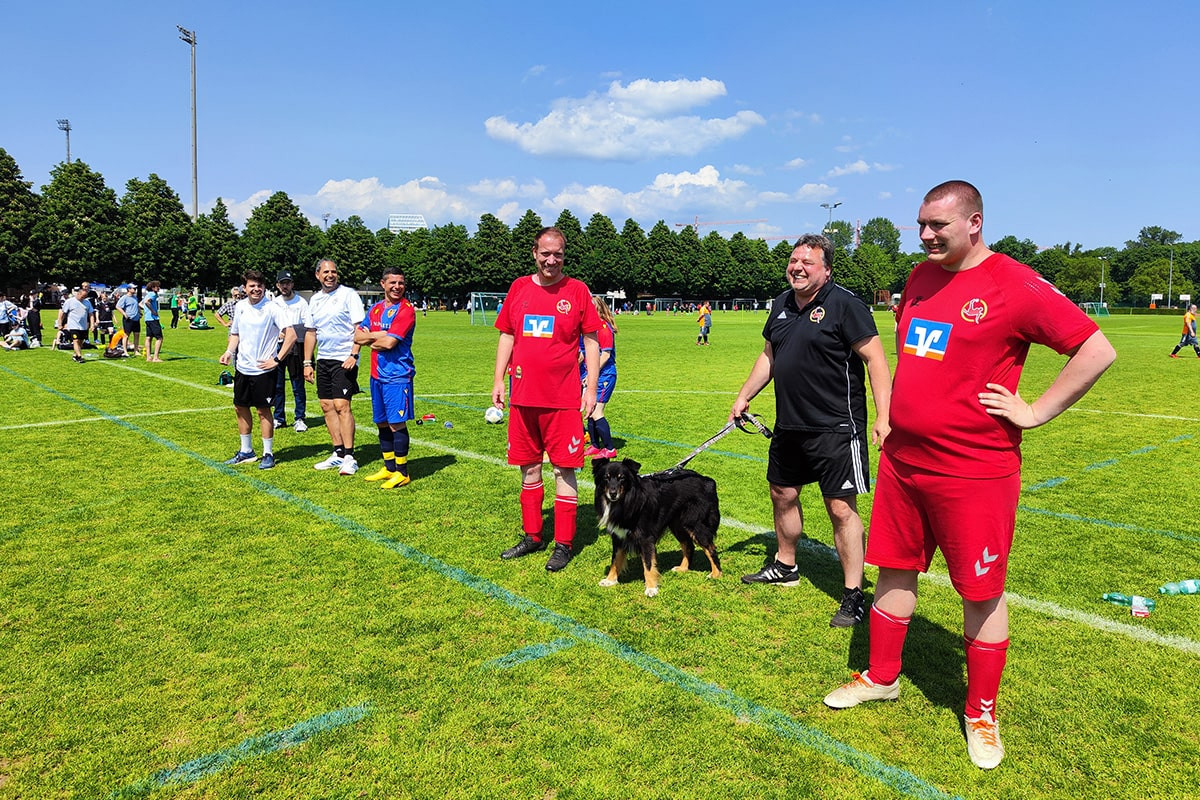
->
[[388, 213, 428, 234]]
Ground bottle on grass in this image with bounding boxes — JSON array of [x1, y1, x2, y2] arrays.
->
[[1158, 579, 1200, 595]]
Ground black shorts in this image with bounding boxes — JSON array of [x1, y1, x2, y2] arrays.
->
[[233, 370, 278, 409], [767, 428, 871, 497], [316, 359, 359, 400], [67, 328, 89, 342], [123, 318, 141, 334], [145, 320, 164, 339]]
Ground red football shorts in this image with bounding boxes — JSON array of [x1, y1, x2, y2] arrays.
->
[[866, 451, 1019, 601], [507, 406, 586, 468]]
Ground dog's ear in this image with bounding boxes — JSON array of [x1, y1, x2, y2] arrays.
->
[[593, 457, 610, 472], [623, 458, 641, 474]]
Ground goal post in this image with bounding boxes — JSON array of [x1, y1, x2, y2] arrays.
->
[[653, 297, 682, 312], [1080, 302, 1110, 317], [469, 292, 508, 325]]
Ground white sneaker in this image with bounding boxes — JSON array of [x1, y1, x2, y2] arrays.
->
[[823, 671, 900, 709], [294, 419, 308, 432], [338, 455, 359, 475], [314, 453, 343, 471], [964, 713, 1004, 769]]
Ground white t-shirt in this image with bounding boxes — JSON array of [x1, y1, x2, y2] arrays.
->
[[308, 285, 365, 361], [230, 298, 288, 376], [271, 293, 313, 339]]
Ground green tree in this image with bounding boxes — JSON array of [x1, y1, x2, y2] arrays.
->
[[326, 216, 384, 289], [860, 217, 901, 257], [1051, 256, 1122, 305], [121, 173, 192, 287], [891, 252, 924, 293], [769, 240, 794, 295], [1128, 258, 1192, 307], [1029, 248, 1071, 285], [190, 198, 242, 291], [990, 235, 1039, 264], [30, 159, 124, 286], [401, 228, 433, 298], [0, 147, 41, 289], [827, 219, 854, 252], [644, 221, 683, 296], [510, 209, 544, 277], [697, 231, 732, 298], [1126, 226, 1182, 248], [845, 243, 892, 302], [618, 218, 646, 297], [241, 192, 323, 286], [580, 213, 626, 293], [725, 232, 766, 299], [471, 214, 514, 292], [676, 225, 703, 296], [430, 223, 472, 302]]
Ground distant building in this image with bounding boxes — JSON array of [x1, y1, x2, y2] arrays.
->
[[388, 213, 428, 234]]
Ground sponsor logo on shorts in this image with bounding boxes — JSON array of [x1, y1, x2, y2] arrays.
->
[[974, 547, 999, 576], [902, 317, 951, 361], [522, 315, 555, 338]]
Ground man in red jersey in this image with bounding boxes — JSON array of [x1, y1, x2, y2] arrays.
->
[[823, 181, 1116, 770], [492, 227, 601, 572]]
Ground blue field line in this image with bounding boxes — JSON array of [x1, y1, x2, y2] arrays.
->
[[484, 637, 576, 669], [1018, 505, 1200, 544], [2, 366, 956, 800], [108, 703, 372, 799], [1025, 429, 1197, 493]]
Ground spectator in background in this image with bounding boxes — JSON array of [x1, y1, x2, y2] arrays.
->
[[116, 286, 141, 356]]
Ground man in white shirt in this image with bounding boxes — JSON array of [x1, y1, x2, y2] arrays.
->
[[218, 270, 301, 470], [271, 270, 315, 432], [304, 258, 365, 475], [56, 286, 93, 363]]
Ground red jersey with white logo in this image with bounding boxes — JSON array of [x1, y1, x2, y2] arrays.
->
[[886, 253, 1098, 478], [495, 275, 601, 408]]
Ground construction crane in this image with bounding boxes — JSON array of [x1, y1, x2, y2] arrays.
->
[[675, 217, 768, 232]]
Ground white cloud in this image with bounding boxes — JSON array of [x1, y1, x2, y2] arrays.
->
[[730, 163, 763, 175], [550, 165, 755, 219], [468, 178, 546, 199], [784, 157, 809, 169], [485, 78, 765, 160], [523, 64, 547, 81], [826, 160, 871, 178], [217, 190, 274, 228], [878, 191, 892, 200], [872, 162, 897, 172], [794, 183, 838, 202], [757, 191, 792, 202]]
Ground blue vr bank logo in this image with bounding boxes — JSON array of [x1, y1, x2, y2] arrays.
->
[[522, 314, 555, 338], [902, 317, 951, 361]]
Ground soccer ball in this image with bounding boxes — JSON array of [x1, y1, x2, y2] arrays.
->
[[484, 406, 504, 424]]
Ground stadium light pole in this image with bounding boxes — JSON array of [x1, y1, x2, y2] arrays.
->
[[56, 119, 71, 163], [821, 201, 842, 235], [1097, 256, 1107, 306], [177, 25, 198, 221], [1168, 242, 1175, 308], [322, 213, 331, 231]]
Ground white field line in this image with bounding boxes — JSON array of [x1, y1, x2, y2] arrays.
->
[[105, 361, 234, 396], [0, 405, 229, 431], [413, 437, 1200, 657]]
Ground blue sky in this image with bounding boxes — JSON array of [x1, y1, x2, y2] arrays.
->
[[4, 0, 1196, 253]]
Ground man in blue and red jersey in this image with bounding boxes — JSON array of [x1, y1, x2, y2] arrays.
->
[[822, 180, 1116, 770], [354, 268, 416, 490], [492, 227, 601, 572]]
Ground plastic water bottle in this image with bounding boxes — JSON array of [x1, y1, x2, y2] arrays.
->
[[1158, 579, 1200, 595], [1102, 593, 1156, 611]]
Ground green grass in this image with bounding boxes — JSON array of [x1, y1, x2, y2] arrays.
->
[[2, 308, 1199, 799]]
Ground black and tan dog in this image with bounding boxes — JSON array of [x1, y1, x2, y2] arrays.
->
[[592, 457, 721, 597]]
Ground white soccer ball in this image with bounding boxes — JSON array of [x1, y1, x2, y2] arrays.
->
[[484, 406, 504, 424]]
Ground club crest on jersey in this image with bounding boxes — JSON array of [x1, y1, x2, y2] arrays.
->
[[556, 299, 572, 314], [902, 317, 951, 361], [809, 307, 826, 323], [514, 365, 522, 380], [522, 314, 555, 338], [961, 298, 988, 324]]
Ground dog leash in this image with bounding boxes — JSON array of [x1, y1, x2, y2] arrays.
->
[[648, 412, 773, 477]]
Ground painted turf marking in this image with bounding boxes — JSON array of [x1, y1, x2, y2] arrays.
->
[[484, 637, 576, 669], [3, 369, 957, 800], [105, 361, 233, 396], [108, 704, 372, 799], [0, 405, 228, 431], [1026, 429, 1197, 494]]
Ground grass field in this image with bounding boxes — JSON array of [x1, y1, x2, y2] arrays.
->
[[2, 307, 1199, 799]]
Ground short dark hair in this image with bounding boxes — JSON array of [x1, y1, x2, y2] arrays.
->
[[924, 180, 983, 216], [534, 226, 566, 248], [382, 267, 405, 280], [243, 269, 267, 286], [792, 233, 834, 270]]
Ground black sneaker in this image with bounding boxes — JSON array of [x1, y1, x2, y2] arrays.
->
[[72, 354, 85, 363], [545, 542, 573, 572], [830, 587, 866, 628], [501, 535, 546, 560], [741, 558, 800, 586]]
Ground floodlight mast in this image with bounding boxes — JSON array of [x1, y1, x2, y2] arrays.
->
[[820, 201, 843, 235], [56, 119, 71, 163], [177, 25, 198, 221]]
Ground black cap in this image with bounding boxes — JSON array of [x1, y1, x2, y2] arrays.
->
[[276, 270, 294, 283]]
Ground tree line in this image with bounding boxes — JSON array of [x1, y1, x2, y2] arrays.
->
[[1, 147, 1195, 307]]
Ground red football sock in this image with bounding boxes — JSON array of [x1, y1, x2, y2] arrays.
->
[[964, 635, 1009, 720], [520, 481, 544, 538], [553, 494, 577, 546], [866, 605, 911, 686]]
